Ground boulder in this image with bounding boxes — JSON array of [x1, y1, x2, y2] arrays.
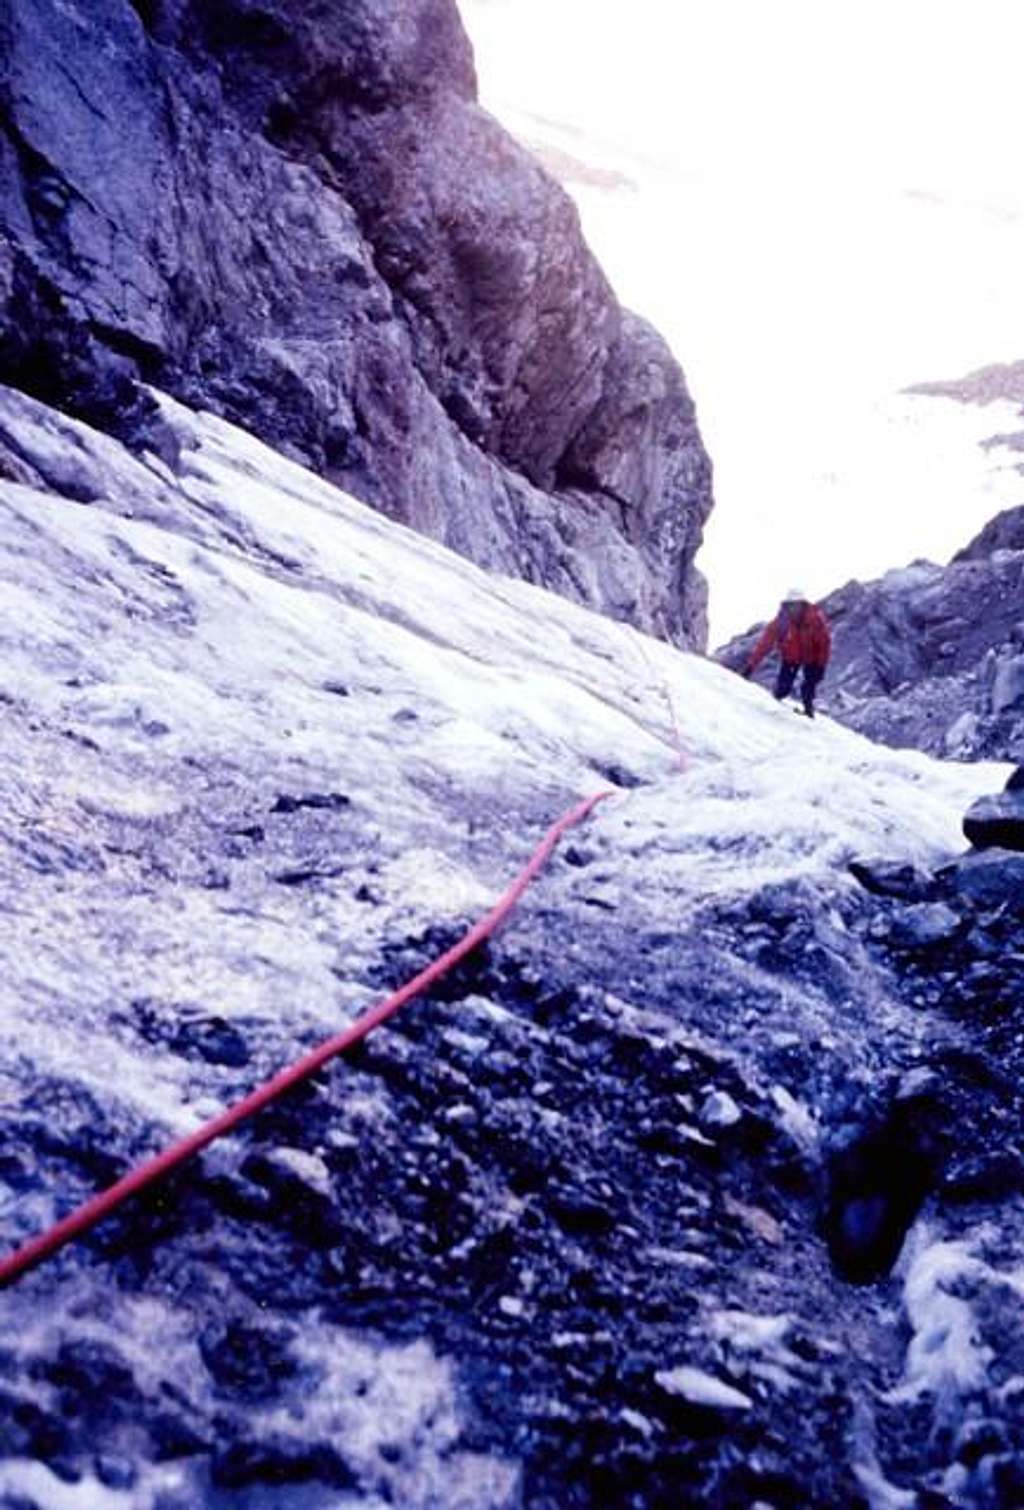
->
[[963, 785, 1024, 851], [847, 857, 936, 902], [943, 849, 1024, 912], [887, 902, 962, 950]]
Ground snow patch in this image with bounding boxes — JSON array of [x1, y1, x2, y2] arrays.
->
[[885, 1225, 995, 1404]]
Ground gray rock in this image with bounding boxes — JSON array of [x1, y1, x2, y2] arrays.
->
[[943, 849, 1024, 912], [0, 0, 712, 645], [990, 655, 1024, 715], [848, 857, 936, 901], [887, 902, 962, 949]]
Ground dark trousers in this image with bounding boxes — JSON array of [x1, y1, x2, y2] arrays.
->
[[775, 661, 824, 715]]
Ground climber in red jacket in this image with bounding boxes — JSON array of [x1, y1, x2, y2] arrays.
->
[[743, 589, 832, 717]]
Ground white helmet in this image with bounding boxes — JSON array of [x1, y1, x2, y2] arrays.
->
[[783, 587, 808, 603]]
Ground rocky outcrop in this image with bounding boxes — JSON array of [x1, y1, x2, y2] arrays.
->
[[1, 386, 1023, 1506], [0, 0, 712, 644], [955, 503, 1024, 561], [718, 529, 1024, 760]]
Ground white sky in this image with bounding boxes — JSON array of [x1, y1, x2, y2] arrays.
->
[[459, 0, 1024, 641]]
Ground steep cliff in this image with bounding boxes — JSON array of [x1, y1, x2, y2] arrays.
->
[[0, 0, 712, 644]]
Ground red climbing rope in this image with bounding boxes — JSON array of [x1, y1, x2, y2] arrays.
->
[[0, 790, 613, 1288]]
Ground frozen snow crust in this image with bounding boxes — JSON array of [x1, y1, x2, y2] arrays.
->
[[0, 387, 1023, 1506]]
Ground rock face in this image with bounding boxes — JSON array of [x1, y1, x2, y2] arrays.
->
[[0, 0, 712, 645], [718, 526, 1024, 759], [1, 386, 1023, 1507]]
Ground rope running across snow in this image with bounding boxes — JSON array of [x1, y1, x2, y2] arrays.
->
[[0, 790, 613, 1288]]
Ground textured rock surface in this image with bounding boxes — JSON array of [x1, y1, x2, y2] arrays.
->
[[1, 388, 1023, 1506], [0, 0, 712, 645], [718, 532, 1024, 761]]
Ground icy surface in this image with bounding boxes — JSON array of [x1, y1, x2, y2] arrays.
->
[[888, 1225, 1002, 1404], [0, 386, 1018, 1505], [0, 388, 1003, 1140]]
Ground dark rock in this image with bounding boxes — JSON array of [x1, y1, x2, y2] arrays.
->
[[0, 1152, 37, 1191], [229, 823, 265, 843], [202, 1169, 275, 1220], [593, 763, 646, 789], [992, 1452, 1024, 1502], [211, 1437, 358, 1491], [0, 438, 44, 486], [823, 1086, 948, 1282], [562, 845, 594, 868], [848, 857, 937, 901], [149, 1411, 211, 1460], [273, 864, 346, 886], [171, 1014, 250, 1067], [963, 789, 1024, 850], [955, 1417, 1008, 1467], [40, 1339, 135, 1403], [956, 497, 1024, 561], [547, 1187, 616, 1238], [0, 1390, 74, 1464], [199, 1319, 298, 1400], [271, 792, 351, 814]]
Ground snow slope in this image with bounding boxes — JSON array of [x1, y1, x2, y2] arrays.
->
[[0, 386, 1018, 1507], [0, 386, 1002, 1124]]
